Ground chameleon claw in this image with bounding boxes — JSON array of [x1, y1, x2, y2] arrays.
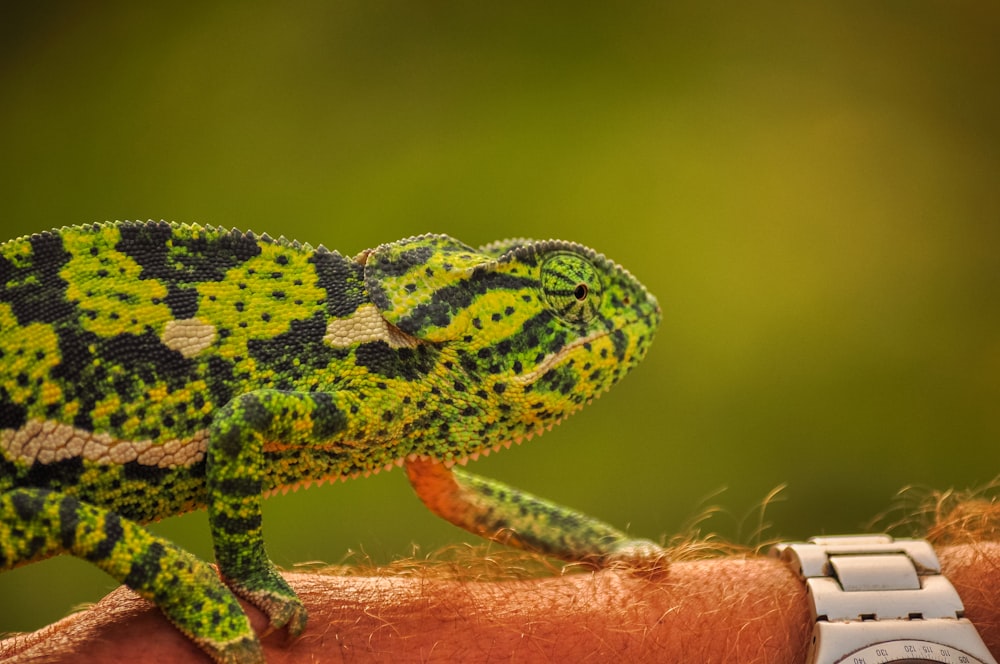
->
[[256, 593, 307, 637], [242, 590, 309, 639], [271, 599, 309, 638]]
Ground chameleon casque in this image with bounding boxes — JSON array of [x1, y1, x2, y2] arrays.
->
[[0, 220, 662, 663]]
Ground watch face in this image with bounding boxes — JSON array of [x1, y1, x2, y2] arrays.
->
[[836, 640, 991, 663]]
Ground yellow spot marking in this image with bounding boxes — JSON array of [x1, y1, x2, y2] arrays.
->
[[40, 382, 63, 406], [431, 289, 534, 346], [148, 385, 168, 401], [93, 394, 122, 422], [60, 225, 173, 337], [0, 303, 62, 408], [195, 244, 327, 360]]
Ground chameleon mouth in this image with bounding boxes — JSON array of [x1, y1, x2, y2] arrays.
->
[[510, 329, 607, 387]]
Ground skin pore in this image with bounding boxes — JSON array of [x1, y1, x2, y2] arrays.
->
[[2, 495, 998, 663]]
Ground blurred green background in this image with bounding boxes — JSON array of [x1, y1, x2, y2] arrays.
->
[[2, 2, 998, 633]]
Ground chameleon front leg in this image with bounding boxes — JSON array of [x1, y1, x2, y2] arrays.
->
[[405, 457, 663, 563], [206, 389, 348, 639], [0, 488, 261, 664]]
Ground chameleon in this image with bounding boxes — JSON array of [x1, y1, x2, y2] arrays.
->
[[0, 220, 662, 663]]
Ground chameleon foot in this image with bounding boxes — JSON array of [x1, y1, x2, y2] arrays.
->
[[200, 634, 266, 664], [604, 538, 669, 568], [224, 569, 308, 638]]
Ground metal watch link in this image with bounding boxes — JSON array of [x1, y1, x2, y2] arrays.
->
[[771, 534, 997, 664]]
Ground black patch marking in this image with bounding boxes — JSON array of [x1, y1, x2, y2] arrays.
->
[[215, 477, 261, 498], [212, 512, 262, 535], [58, 495, 81, 550], [537, 364, 578, 396], [611, 329, 628, 362], [311, 392, 348, 439], [374, 246, 435, 278], [86, 512, 124, 562], [121, 461, 181, 487], [118, 222, 262, 320], [0, 231, 76, 326], [354, 341, 439, 381], [247, 312, 347, 390], [395, 273, 536, 336], [0, 387, 27, 430], [458, 351, 479, 376], [124, 539, 167, 591], [10, 489, 47, 522], [163, 288, 198, 320], [311, 250, 368, 317], [118, 222, 262, 285], [25, 456, 85, 492], [204, 356, 237, 414]]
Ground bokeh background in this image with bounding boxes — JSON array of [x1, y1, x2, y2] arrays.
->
[[2, 3, 998, 633]]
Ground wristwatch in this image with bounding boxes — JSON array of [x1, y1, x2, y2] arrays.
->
[[771, 534, 997, 664]]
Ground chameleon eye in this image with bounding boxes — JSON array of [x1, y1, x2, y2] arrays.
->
[[541, 253, 603, 326]]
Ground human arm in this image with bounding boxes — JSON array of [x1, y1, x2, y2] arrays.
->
[[3, 542, 997, 663]]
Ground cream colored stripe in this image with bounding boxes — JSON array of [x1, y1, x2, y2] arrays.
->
[[2, 420, 208, 469], [511, 329, 607, 386]]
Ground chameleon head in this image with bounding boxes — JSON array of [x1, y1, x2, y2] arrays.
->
[[364, 234, 660, 452], [481, 237, 660, 398]]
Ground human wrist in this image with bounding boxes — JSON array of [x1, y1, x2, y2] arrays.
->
[[937, 542, 1000, 656]]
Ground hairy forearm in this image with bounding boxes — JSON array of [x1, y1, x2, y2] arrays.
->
[[4, 542, 997, 663], [292, 556, 809, 663]]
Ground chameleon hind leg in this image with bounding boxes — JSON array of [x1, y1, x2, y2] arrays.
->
[[405, 457, 663, 563], [0, 487, 262, 664]]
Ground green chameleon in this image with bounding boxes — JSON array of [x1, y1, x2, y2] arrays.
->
[[0, 220, 662, 663]]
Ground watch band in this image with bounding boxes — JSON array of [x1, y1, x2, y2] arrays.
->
[[772, 534, 997, 664]]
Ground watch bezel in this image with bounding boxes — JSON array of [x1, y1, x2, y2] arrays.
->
[[810, 593, 997, 664]]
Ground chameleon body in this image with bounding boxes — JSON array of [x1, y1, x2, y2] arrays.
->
[[0, 221, 661, 663]]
